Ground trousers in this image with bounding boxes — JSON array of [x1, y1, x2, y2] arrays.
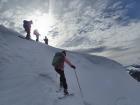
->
[[55, 68, 68, 90]]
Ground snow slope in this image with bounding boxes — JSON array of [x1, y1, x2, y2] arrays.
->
[[0, 25, 140, 105]]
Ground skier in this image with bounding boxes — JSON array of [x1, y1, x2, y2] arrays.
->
[[44, 36, 48, 45], [33, 29, 40, 42], [23, 20, 33, 40], [52, 50, 76, 95]]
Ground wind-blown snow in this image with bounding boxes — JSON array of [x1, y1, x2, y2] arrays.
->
[[0, 25, 140, 105]]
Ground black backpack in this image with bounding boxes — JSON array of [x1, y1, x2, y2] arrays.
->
[[23, 20, 29, 28], [52, 52, 65, 67]]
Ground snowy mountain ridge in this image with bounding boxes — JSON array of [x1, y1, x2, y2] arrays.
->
[[0, 25, 140, 105]]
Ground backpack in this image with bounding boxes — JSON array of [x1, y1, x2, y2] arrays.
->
[[52, 52, 65, 67], [23, 20, 32, 29], [23, 20, 28, 28]]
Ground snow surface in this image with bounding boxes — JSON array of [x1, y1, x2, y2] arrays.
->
[[0, 25, 140, 105]]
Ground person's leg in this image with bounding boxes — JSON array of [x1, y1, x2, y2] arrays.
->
[[55, 69, 63, 89], [36, 36, 39, 42], [55, 69, 68, 94], [36, 36, 38, 42], [25, 28, 31, 39], [59, 71, 67, 90]]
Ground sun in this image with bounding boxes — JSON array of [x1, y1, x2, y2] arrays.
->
[[33, 14, 54, 35], [26, 11, 57, 45], [27, 12, 55, 38]]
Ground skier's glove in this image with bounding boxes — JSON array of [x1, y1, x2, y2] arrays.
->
[[71, 65, 76, 69]]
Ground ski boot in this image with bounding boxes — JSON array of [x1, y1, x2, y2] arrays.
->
[[64, 89, 69, 95]]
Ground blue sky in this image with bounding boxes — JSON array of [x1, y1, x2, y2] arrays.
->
[[0, 0, 140, 65]]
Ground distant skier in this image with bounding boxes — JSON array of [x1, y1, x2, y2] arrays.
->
[[52, 50, 76, 95], [23, 20, 33, 40], [44, 36, 48, 45], [33, 29, 40, 42]]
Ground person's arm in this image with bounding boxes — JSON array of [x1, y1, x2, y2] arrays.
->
[[65, 57, 76, 69]]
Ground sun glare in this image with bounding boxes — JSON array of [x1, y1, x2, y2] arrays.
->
[[28, 12, 55, 38], [25, 11, 58, 45], [33, 14, 54, 34]]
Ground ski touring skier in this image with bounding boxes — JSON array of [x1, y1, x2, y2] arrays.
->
[[33, 29, 40, 42], [44, 36, 48, 45], [52, 50, 76, 95], [23, 20, 33, 40]]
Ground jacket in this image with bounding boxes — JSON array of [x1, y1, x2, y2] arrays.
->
[[55, 53, 73, 70]]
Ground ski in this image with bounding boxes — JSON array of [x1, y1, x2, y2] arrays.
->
[[58, 93, 74, 99]]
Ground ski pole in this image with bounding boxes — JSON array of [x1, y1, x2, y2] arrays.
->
[[74, 69, 90, 105], [74, 69, 84, 98]]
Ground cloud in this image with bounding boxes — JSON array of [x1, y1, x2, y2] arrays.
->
[[0, 0, 140, 65], [72, 46, 107, 53], [0, 0, 139, 32], [70, 45, 130, 54], [0, 0, 50, 30], [51, 0, 140, 47]]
